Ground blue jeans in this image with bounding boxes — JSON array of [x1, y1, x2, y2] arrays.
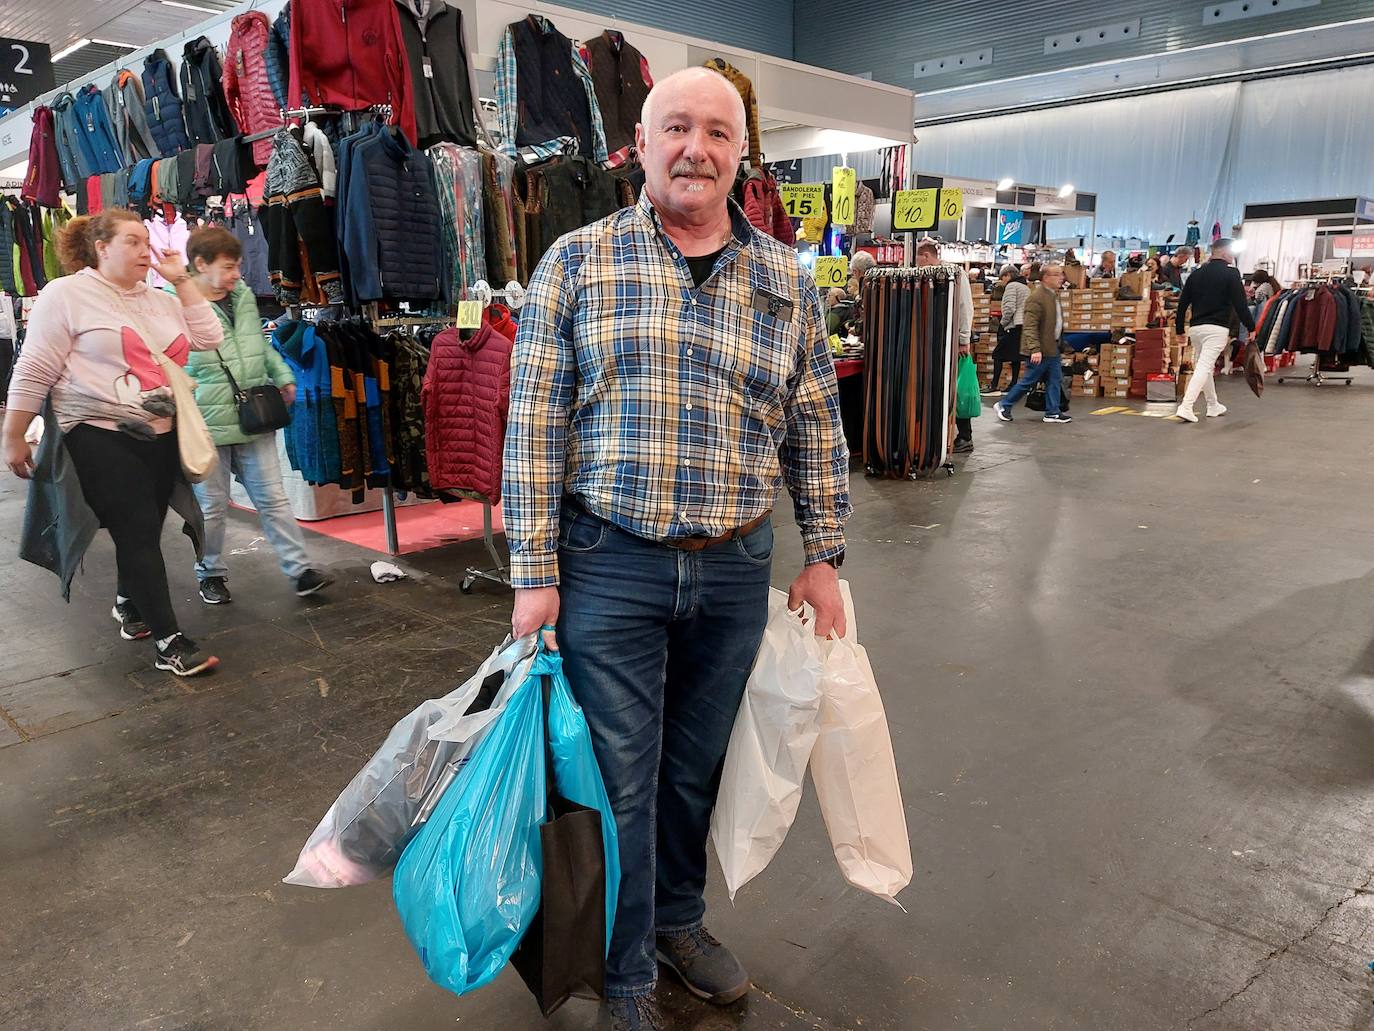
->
[[1000, 352, 1062, 416], [555, 504, 772, 998], [193, 432, 312, 582]]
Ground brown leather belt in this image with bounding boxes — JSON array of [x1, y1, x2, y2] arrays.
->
[[663, 511, 771, 552]]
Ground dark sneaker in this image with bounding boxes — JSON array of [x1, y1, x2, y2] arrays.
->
[[154, 635, 219, 678], [294, 569, 334, 597], [598, 996, 663, 1031], [953, 438, 974, 454], [994, 402, 1012, 422], [111, 601, 151, 641], [1042, 413, 1073, 424], [656, 926, 750, 1005], [199, 577, 232, 605]]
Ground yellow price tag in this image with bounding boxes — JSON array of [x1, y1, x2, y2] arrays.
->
[[831, 167, 856, 226], [456, 300, 482, 329], [939, 188, 964, 222], [780, 183, 825, 220], [814, 256, 849, 289], [892, 188, 937, 231]]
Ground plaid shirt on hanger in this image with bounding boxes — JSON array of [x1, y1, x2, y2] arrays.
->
[[503, 193, 851, 589]]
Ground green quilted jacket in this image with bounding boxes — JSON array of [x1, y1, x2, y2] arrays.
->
[[185, 281, 295, 447]]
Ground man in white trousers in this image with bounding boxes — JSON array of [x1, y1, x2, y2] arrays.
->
[[1174, 239, 1255, 423]]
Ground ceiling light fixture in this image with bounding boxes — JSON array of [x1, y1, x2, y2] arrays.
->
[[52, 39, 92, 61], [997, 177, 1015, 190], [89, 38, 138, 49], [1058, 183, 1075, 198], [159, 0, 220, 12]]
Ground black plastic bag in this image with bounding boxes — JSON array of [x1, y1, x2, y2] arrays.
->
[[511, 676, 608, 1016]]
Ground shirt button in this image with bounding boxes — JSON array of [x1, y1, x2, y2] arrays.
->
[[682, 459, 690, 467], [684, 402, 694, 411], [686, 348, 694, 357]]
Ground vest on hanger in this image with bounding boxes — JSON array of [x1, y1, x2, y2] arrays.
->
[[510, 16, 595, 158], [583, 30, 649, 157]]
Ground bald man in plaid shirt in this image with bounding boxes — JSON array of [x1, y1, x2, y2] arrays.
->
[[503, 68, 850, 1029]]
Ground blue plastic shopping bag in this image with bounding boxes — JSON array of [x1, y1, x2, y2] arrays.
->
[[392, 644, 620, 998]]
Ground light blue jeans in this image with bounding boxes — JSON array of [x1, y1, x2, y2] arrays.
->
[[193, 433, 312, 583]]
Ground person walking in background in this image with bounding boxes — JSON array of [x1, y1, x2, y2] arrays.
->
[[1, 209, 223, 677], [993, 263, 1072, 426], [1173, 239, 1255, 424], [915, 239, 975, 452], [503, 67, 850, 1031], [183, 227, 334, 604], [988, 264, 1029, 396]]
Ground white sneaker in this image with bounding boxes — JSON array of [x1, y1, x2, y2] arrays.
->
[[1174, 406, 1199, 423], [1207, 403, 1228, 418]]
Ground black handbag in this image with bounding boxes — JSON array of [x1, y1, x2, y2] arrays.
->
[[510, 674, 609, 1017], [216, 352, 291, 435]]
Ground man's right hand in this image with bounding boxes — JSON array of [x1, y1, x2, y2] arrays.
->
[[512, 587, 560, 651], [1030, 351, 1043, 364]]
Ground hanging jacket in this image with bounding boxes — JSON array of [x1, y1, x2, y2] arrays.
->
[[55, 92, 98, 180], [1289, 287, 1339, 352], [342, 127, 445, 302], [21, 107, 63, 208], [185, 281, 296, 446], [49, 93, 83, 189], [73, 85, 126, 174], [422, 324, 512, 501], [508, 16, 595, 157], [0, 201, 18, 294], [288, 0, 417, 144], [702, 57, 761, 166], [180, 37, 239, 145], [741, 171, 795, 246], [581, 30, 652, 160], [265, 6, 293, 110], [394, 0, 481, 149], [103, 69, 159, 164], [224, 13, 283, 167], [43, 207, 70, 282], [142, 50, 192, 156], [229, 204, 272, 297]]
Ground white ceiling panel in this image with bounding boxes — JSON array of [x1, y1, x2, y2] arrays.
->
[[0, 0, 237, 54]]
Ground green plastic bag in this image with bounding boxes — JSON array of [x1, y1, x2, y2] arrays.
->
[[956, 354, 981, 419]]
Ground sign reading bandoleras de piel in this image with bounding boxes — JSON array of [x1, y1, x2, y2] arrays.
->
[[780, 183, 825, 219]]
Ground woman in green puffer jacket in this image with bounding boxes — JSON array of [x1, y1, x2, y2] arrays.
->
[[184, 226, 333, 605]]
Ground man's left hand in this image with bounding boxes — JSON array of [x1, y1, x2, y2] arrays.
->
[[787, 562, 847, 639]]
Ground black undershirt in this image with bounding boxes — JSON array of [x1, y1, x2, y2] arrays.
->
[[686, 248, 724, 289]]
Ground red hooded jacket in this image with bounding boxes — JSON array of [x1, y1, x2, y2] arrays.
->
[[742, 172, 796, 246], [422, 325, 513, 502], [287, 0, 417, 144]]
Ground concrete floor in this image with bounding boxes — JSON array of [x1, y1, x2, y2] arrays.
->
[[4, 373, 1374, 1031]]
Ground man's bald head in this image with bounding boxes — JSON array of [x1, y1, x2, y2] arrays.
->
[[639, 67, 747, 152]]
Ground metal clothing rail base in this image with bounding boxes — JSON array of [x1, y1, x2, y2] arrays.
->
[[376, 485, 510, 595], [1276, 356, 1353, 387]]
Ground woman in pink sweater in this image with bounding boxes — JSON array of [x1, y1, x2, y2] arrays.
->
[[2, 208, 225, 677]]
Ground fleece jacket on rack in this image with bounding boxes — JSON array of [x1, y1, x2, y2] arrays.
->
[[341, 127, 446, 303], [49, 94, 82, 189], [422, 324, 512, 502], [21, 107, 62, 208], [185, 281, 296, 447], [103, 69, 159, 165], [288, 0, 417, 144], [394, 0, 482, 150], [181, 37, 240, 145], [224, 13, 284, 167], [142, 50, 192, 157]]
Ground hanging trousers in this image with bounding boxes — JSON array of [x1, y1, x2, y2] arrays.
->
[[64, 424, 182, 639], [265, 130, 342, 305]]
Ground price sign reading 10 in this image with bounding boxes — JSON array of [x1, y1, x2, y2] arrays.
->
[[892, 188, 937, 231]]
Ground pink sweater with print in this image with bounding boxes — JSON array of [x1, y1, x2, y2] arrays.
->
[[6, 268, 224, 434]]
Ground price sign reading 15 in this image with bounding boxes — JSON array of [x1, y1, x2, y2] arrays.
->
[[781, 183, 825, 219], [892, 188, 937, 231], [813, 256, 849, 289]]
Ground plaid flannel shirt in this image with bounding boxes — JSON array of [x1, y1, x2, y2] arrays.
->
[[502, 193, 851, 588]]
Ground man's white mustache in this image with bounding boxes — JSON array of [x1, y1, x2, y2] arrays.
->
[[671, 163, 716, 179]]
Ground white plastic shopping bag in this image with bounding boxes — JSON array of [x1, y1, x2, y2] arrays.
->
[[284, 635, 539, 888], [711, 589, 824, 899], [810, 582, 912, 906]]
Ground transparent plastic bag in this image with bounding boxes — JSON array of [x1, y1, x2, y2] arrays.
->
[[711, 588, 823, 899], [392, 646, 620, 998], [283, 635, 539, 888], [811, 582, 913, 905]]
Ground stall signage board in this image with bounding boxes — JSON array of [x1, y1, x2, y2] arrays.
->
[[939, 188, 964, 222], [814, 256, 849, 289], [831, 167, 856, 226], [780, 183, 825, 219], [0, 38, 54, 118], [893, 188, 937, 231], [997, 209, 1025, 244]]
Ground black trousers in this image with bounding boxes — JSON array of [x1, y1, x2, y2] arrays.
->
[[64, 424, 181, 639], [956, 416, 973, 442], [266, 190, 341, 304], [991, 357, 1022, 392]]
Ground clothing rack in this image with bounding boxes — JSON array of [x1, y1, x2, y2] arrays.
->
[[1274, 277, 1359, 387]]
